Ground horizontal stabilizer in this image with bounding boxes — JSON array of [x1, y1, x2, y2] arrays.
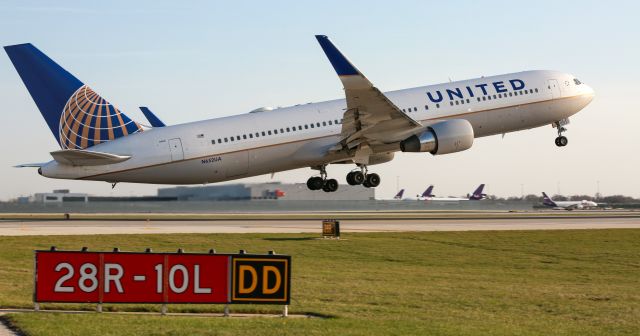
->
[[139, 106, 166, 127], [14, 163, 46, 168], [50, 149, 131, 166]]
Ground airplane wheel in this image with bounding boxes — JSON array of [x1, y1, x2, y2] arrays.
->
[[558, 136, 568, 147], [365, 173, 380, 187], [346, 172, 358, 185], [307, 177, 324, 190], [351, 171, 365, 185], [363, 180, 372, 188], [323, 179, 338, 192], [555, 136, 568, 147]]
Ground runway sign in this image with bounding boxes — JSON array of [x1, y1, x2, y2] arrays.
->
[[231, 255, 290, 304], [322, 219, 340, 238], [35, 250, 290, 305]]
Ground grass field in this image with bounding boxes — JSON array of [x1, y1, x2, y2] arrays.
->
[[1, 230, 639, 335]]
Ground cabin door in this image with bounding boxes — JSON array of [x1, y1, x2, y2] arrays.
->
[[547, 79, 561, 99], [168, 138, 184, 161]]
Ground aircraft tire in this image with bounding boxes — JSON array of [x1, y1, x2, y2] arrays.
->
[[351, 171, 365, 185], [365, 173, 380, 187], [307, 176, 324, 190]]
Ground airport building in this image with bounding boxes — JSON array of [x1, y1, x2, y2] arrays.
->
[[158, 182, 375, 201], [33, 189, 89, 203]]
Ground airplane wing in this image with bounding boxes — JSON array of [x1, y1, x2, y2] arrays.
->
[[139, 107, 166, 127], [315, 35, 422, 163], [50, 149, 131, 166]]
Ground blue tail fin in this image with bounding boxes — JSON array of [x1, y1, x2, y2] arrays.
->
[[469, 184, 486, 200], [4, 43, 142, 149], [542, 192, 557, 207], [421, 185, 434, 198], [394, 189, 405, 199]]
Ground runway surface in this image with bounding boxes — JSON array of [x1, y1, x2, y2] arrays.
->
[[1, 211, 639, 236]]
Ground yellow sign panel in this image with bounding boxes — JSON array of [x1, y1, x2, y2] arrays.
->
[[231, 256, 290, 304]]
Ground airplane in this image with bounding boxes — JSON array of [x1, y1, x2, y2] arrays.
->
[[4, 36, 595, 192], [416, 185, 435, 200], [419, 184, 487, 201], [541, 192, 598, 210], [393, 189, 405, 200]]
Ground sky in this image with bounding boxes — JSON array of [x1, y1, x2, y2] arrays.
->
[[1, 0, 639, 200]]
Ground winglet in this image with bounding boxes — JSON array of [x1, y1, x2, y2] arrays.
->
[[139, 107, 166, 127], [315, 35, 360, 76]]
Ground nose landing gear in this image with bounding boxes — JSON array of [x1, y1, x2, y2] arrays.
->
[[554, 121, 568, 147]]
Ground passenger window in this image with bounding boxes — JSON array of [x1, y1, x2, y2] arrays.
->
[[413, 107, 417, 112], [477, 97, 481, 102], [224, 138, 228, 143], [230, 136, 234, 141], [218, 139, 222, 144], [249, 134, 253, 138], [535, 88, 538, 93], [436, 103, 440, 108], [268, 130, 272, 135], [493, 95, 496, 99], [498, 94, 502, 98], [211, 140, 215, 145], [280, 128, 284, 133], [322, 122, 326, 126], [455, 101, 459, 105], [305, 125, 309, 129], [509, 92, 513, 96], [488, 96, 492, 100], [286, 127, 290, 132], [311, 124, 315, 128], [328, 120, 333, 125], [243, 135, 247, 139], [466, 99, 470, 103], [482, 96, 486, 101], [402, 109, 406, 112], [450, 101, 454, 106], [316, 122, 320, 127], [257, 132, 261, 137], [424, 105, 429, 110]]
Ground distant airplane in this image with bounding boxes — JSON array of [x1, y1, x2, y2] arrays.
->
[[542, 192, 597, 210], [416, 185, 435, 200], [4, 36, 594, 192], [393, 189, 405, 200], [418, 184, 487, 201]]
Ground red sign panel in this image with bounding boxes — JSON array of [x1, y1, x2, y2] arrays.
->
[[35, 251, 229, 304]]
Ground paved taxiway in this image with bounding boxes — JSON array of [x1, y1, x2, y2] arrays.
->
[[1, 211, 638, 236]]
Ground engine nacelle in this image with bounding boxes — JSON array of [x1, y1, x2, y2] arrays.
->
[[400, 119, 474, 155]]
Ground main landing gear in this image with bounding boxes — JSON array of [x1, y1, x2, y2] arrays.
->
[[346, 165, 380, 188], [554, 121, 568, 147], [306, 165, 339, 192]]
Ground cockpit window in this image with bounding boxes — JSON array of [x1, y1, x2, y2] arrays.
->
[[573, 78, 582, 85]]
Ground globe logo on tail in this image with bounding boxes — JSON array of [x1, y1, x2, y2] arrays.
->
[[59, 85, 143, 149]]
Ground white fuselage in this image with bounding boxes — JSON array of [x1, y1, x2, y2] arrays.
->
[[551, 200, 598, 210], [40, 70, 595, 184]]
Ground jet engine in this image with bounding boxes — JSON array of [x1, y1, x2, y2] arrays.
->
[[400, 119, 474, 155]]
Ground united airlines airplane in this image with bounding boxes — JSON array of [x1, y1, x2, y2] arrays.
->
[[4, 36, 594, 192]]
